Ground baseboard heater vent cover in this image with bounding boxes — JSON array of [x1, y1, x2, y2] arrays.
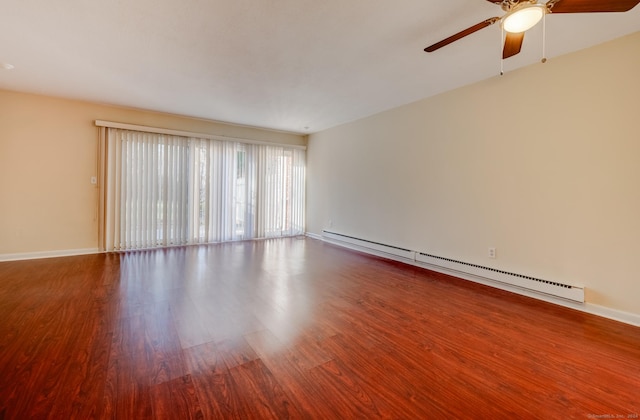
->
[[322, 230, 584, 303]]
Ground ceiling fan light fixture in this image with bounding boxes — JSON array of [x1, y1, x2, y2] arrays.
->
[[502, 4, 546, 33]]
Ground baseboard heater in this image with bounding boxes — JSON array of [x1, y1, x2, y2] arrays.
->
[[322, 230, 584, 303]]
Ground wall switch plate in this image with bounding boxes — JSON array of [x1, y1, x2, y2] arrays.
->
[[91, 176, 97, 185]]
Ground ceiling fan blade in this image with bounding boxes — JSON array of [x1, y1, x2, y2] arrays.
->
[[485, 0, 503, 4], [425, 17, 500, 52], [548, 0, 640, 13], [503, 31, 525, 59]]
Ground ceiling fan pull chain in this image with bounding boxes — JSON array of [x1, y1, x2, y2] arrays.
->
[[500, 25, 505, 76], [541, 12, 547, 63]]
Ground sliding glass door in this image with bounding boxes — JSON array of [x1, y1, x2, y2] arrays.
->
[[100, 128, 305, 251]]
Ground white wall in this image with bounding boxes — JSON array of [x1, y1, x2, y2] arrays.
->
[[307, 31, 640, 315]]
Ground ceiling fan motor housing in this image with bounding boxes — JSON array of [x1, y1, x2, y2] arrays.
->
[[501, 0, 539, 12]]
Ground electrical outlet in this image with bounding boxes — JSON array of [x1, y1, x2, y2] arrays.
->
[[488, 247, 496, 259]]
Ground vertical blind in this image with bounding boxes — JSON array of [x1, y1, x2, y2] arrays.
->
[[102, 128, 305, 251]]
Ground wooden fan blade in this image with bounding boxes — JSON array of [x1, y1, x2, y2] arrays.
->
[[503, 31, 525, 59], [548, 0, 640, 13], [425, 17, 500, 52]]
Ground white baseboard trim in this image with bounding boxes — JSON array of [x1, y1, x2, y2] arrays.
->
[[581, 303, 640, 327], [305, 232, 323, 241], [319, 234, 640, 328], [0, 248, 100, 262]]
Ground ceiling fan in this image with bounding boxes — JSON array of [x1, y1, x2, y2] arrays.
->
[[424, 0, 640, 59]]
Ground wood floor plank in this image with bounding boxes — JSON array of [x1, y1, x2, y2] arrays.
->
[[216, 337, 260, 370], [47, 309, 113, 418], [226, 358, 303, 419], [107, 356, 154, 418], [244, 328, 338, 418], [149, 374, 203, 420], [141, 300, 187, 386], [169, 294, 215, 349], [306, 358, 396, 418], [183, 341, 244, 419], [1, 238, 639, 418], [319, 332, 445, 418]]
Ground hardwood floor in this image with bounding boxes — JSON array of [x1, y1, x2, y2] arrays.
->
[[1, 237, 639, 419]]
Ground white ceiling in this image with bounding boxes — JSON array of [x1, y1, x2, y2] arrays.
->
[[1, 1, 638, 134]]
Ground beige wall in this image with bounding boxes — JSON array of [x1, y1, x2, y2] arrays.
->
[[0, 91, 305, 256], [307, 32, 640, 315]]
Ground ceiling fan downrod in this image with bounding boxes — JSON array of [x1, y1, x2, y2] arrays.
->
[[541, 10, 547, 63]]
